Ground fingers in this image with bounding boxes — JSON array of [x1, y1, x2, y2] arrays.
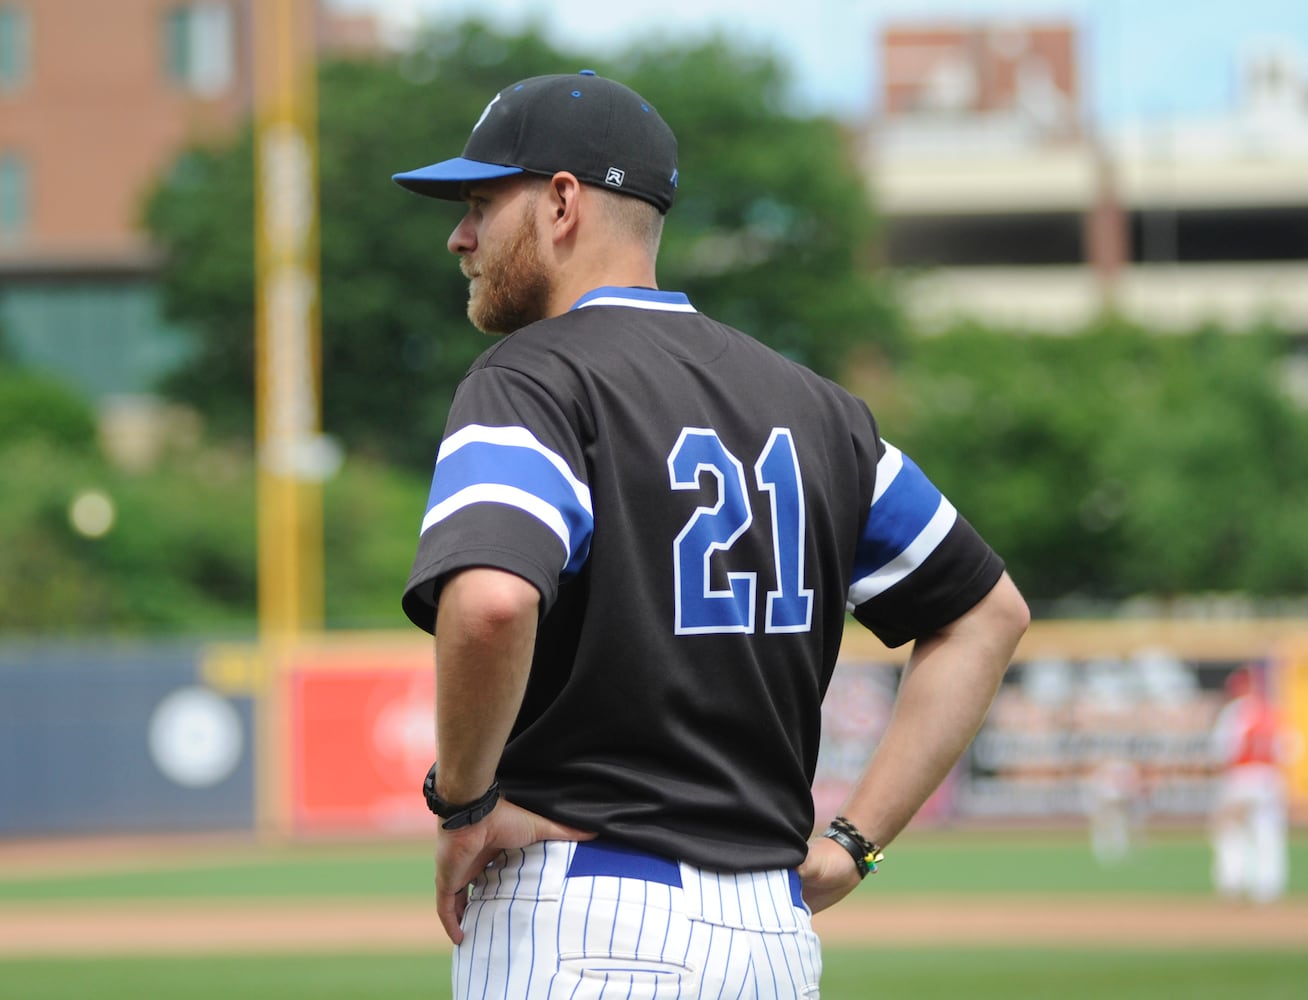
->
[[798, 837, 861, 914], [431, 803, 597, 946], [436, 886, 466, 945]]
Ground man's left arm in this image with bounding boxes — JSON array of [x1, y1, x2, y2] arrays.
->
[[800, 571, 1029, 912]]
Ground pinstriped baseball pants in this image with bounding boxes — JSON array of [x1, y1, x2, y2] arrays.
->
[[452, 840, 823, 999]]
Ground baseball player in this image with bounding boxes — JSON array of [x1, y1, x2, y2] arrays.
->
[[1209, 664, 1295, 904], [394, 70, 1029, 998], [1084, 757, 1146, 866]]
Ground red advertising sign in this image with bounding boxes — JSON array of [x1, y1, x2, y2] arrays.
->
[[287, 646, 435, 834]]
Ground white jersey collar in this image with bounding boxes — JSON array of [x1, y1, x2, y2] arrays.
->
[[571, 286, 696, 313]]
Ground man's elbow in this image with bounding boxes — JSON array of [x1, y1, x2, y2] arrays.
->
[[952, 571, 1029, 658], [993, 572, 1031, 645], [441, 567, 541, 635]]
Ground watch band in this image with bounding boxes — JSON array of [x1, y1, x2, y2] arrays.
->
[[422, 762, 501, 829], [821, 815, 884, 879]]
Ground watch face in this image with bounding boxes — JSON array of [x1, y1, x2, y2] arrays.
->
[[421, 761, 499, 825], [422, 761, 444, 815]]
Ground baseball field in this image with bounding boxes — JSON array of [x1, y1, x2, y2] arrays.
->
[[2, 826, 1305, 999]]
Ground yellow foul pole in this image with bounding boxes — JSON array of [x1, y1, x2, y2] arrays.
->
[[253, 0, 323, 838], [253, 0, 323, 641]]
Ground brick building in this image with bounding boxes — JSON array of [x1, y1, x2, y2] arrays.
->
[[0, 0, 376, 399], [868, 21, 1308, 334]]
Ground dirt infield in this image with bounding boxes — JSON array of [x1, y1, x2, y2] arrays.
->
[[2, 895, 1307, 957], [1, 835, 1305, 957]]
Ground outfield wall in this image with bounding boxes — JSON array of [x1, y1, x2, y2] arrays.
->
[[0, 642, 256, 836], [1, 620, 1305, 838]]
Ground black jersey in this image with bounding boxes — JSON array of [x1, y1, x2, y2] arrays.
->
[[403, 286, 1004, 871]]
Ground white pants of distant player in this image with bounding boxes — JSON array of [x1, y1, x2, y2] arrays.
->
[[1084, 760, 1143, 867], [1211, 763, 1288, 904]]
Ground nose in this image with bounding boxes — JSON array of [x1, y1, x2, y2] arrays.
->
[[448, 212, 476, 255]]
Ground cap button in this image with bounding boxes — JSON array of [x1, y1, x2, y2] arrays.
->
[[578, 69, 597, 76]]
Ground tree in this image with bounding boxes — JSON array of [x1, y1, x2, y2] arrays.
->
[[143, 21, 898, 471], [873, 319, 1308, 606], [1102, 324, 1308, 597], [615, 39, 897, 376], [0, 360, 98, 453]]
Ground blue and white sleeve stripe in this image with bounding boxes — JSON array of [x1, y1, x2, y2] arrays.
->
[[421, 424, 594, 576], [847, 442, 957, 607]]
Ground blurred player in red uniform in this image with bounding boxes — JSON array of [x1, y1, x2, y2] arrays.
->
[[1209, 665, 1294, 904]]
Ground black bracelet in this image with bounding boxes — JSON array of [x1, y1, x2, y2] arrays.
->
[[422, 763, 501, 829], [821, 815, 885, 879]]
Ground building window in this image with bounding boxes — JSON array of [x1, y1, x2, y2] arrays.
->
[[1130, 207, 1308, 264], [0, 5, 30, 91], [163, 3, 234, 97], [0, 152, 27, 240], [884, 213, 1085, 267]]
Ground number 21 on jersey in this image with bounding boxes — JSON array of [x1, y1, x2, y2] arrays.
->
[[667, 427, 814, 635]]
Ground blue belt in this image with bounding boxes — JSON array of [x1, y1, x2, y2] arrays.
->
[[567, 840, 805, 909]]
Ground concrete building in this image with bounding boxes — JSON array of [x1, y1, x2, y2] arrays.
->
[[868, 21, 1308, 335], [0, 0, 377, 399]]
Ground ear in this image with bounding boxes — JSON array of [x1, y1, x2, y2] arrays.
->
[[544, 171, 583, 243]]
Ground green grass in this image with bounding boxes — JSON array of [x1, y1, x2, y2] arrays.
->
[[3, 829, 1304, 997], [0, 845, 431, 902], [0, 953, 449, 1000], [822, 948, 1308, 1000], [2, 829, 1304, 902], [878, 828, 1308, 895], [3, 948, 1307, 1000]]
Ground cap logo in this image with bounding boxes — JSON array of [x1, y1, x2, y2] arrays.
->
[[472, 94, 501, 133], [604, 167, 625, 188]]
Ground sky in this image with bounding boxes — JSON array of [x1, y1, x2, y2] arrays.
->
[[332, 0, 1308, 127]]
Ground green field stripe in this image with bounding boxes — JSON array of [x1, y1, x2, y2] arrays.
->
[[0, 831, 1303, 903], [3, 949, 1307, 1000], [0, 852, 432, 902]]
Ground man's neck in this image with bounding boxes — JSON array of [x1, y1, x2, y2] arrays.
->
[[546, 253, 657, 319]]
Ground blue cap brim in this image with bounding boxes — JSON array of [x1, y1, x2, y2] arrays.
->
[[391, 158, 525, 200]]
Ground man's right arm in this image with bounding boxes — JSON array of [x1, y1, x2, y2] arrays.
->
[[429, 567, 595, 944]]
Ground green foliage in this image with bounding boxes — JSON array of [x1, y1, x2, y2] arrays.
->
[[28, 21, 1308, 627], [322, 455, 429, 629], [0, 439, 256, 633], [0, 363, 98, 453], [142, 136, 258, 442], [615, 38, 899, 374], [143, 20, 899, 471], [875, 318, 1308, 605], [0, 422, 427, 634]]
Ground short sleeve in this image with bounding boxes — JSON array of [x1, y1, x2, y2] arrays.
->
[[401, 366, 593, 633], [847, 442, 1005, 647]]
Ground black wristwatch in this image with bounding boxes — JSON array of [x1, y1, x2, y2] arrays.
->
[[422, 762, 500, 829]]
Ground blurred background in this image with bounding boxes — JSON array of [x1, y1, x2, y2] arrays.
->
[[1, 0, 1306, 966]]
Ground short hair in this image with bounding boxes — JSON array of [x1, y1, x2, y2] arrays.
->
[[593, 187, 665, 258]]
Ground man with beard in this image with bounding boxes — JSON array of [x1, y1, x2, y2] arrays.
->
[[393, 70, 1029, 999]]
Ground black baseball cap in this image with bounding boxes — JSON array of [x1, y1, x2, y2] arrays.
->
[[392, 70, 679, 214]]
